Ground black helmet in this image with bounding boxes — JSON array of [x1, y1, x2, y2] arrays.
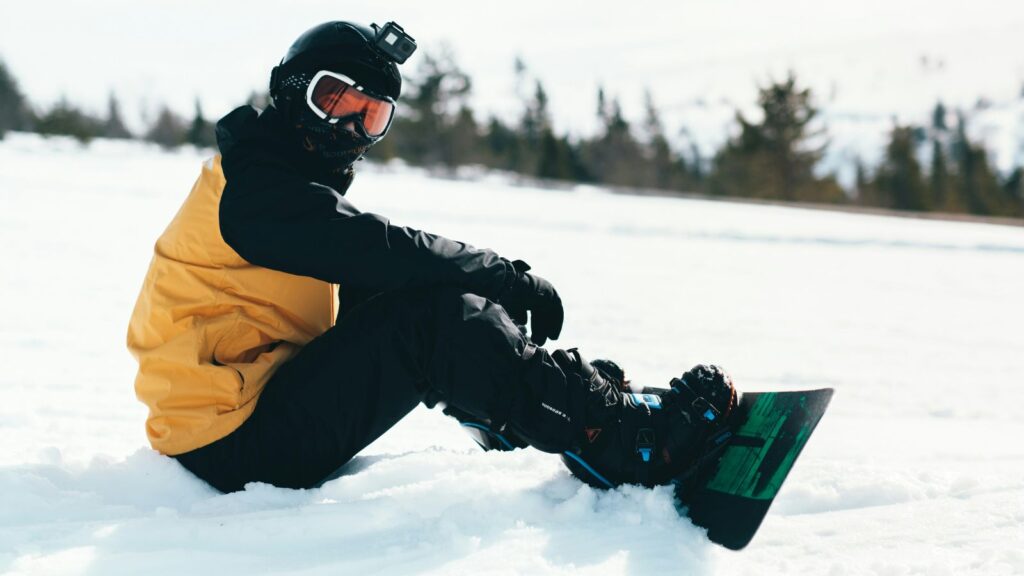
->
[[268, 21, 410, 183], [270, 21, 402, 103]]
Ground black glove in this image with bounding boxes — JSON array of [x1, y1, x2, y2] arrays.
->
[[499, 260, 563, 346]]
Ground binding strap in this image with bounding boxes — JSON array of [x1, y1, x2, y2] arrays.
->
[[626, 393, 663, 486]]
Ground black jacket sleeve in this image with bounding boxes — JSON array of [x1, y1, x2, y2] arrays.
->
[[217, 108, 514, 298]]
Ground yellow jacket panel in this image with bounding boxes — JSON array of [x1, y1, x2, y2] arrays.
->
[[127, 156, 336, 455]]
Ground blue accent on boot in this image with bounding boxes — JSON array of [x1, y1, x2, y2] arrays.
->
[[629, 393, 663, 410], [563, 451, 615, 489], [461, 422, 515, 451]]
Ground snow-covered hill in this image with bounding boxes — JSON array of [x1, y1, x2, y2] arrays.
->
[[1, 135, 1022, 575]]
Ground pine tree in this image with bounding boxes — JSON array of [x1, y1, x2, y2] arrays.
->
[[0, 58, 34, 138], [709, 73, 841, 202], [187, 98, 216, 149], [102, 93, 132, 139], [517, 80, 550, 173], [444, 105, 480, 167], [951, 114, 1007, 215], [874, 125, 930, 211], [1003, 167, 1023, 218], [641, 90, 676, 190], [483, 116, 521, 171], [596, 86, 610, 128], [683, 134, 704, 184], [854, 158, 876, 206], [929, 138, 955, 211], [395, 48, 472, 166], [931, 101, 948, 132], [35, 97, 104, 143], [537, 129, 574, 180], [146, 105, 188, 148], [583, 91, 645, 186]]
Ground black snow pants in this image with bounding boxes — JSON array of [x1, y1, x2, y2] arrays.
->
[[174, 287, 575, 493]]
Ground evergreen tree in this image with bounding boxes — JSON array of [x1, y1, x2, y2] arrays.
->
[[516, 80, 550, 174], [35, 97, 104, 142], [583, 90, 645, 186], [0, 58, 34, 138], [931, 101, 948, 132], [537, 129, 574, 180], [187, 98, 216, 149], [709, 73, 842, 202], [395, 48, 473, 166], [523, 81, 549, 138], [596, 86, 611, 128], [443, 105, 481, 167], [951, 114, 1008, 215], [102, 93, 132, 139], [641, 90, 676, 189], [873, 125, 930, 211], [1003, 167, 1023, 218], [681, 130, 705, 184], [854, 158, 877, 206], [929, 138, 955, 211], [483, 115, 521, 171], [146, 105, 188, 148]]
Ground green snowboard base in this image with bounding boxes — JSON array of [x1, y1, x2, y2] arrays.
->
[[674, 388, 834, 550]]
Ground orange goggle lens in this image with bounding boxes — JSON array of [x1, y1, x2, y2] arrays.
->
[[309, 73, 395, 137]]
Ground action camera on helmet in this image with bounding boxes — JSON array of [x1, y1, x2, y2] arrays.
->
[[372, 22, 416, 64]]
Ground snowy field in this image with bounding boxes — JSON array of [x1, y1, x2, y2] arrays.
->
[[1, 134, 1023, 575]]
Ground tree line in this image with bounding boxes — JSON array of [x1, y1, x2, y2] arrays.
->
[[0, 58, 219, 149], [1, 53, 1021, 219]]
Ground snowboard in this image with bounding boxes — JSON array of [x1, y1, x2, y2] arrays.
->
[[673, 388, 834, 550]]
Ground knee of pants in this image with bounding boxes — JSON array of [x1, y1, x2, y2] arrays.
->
[[424, 289, 530, 421], [421, 288, 522, 340]]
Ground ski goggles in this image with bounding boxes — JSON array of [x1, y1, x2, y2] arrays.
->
[[305, 70, 396, 138]]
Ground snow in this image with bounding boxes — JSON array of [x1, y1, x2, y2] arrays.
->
[[1, 133, 1023, 574]]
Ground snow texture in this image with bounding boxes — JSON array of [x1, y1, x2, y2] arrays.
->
[[1, 134, 1023, 575]]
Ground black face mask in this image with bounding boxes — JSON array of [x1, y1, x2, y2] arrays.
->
[[270, 72, 378, 191], [291, 106, 373, 182]]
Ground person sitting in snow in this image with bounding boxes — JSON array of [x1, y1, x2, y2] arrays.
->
[[127, 20, 737, 493]]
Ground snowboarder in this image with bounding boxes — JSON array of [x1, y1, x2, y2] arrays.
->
[[127, 20, 737, 493]]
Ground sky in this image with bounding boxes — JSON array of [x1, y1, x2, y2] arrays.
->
[[1, 1, 1023, 151]]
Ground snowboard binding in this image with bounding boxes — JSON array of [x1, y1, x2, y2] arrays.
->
[[561, 358, 738, 489]]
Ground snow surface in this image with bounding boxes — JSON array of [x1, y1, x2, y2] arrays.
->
[[1, 133, 1023, 575]]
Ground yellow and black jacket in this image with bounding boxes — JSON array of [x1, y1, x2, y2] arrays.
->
[[128, 106, 514, 455]]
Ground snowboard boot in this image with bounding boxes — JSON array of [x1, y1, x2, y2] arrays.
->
[[557, 351, 738, 489], [445, 349, 628, 454]]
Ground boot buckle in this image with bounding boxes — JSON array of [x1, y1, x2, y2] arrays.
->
[[635, 427, 656, 463], [691, 397, 720, 423]]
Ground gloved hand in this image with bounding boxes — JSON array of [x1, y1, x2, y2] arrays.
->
[[499, 260, 563, 346]]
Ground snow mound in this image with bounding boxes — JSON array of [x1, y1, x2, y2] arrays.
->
[[1, 447, 712, 575]]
